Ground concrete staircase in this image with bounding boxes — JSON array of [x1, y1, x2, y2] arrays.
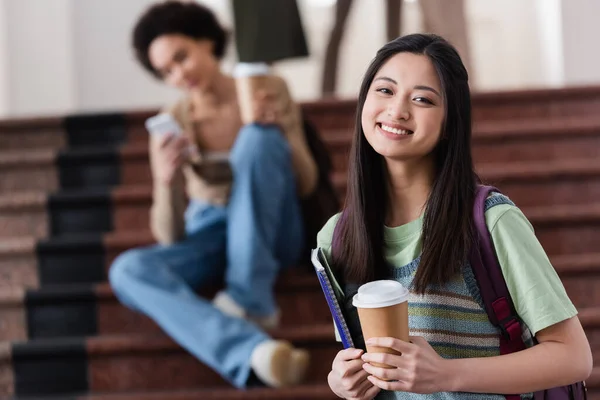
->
[[1, 86, 600, 399]]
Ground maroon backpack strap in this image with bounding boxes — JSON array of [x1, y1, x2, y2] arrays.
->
[[470, 185, 525, 400]]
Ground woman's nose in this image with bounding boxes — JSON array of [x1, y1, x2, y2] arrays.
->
[[171, 67, 185, 85], [387, 99, 410, 120]]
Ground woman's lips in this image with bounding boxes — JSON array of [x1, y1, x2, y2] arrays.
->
[[376, 123, 413, 140]]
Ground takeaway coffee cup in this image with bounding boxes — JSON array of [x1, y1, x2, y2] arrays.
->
[[232, 63, 271, 125], [352, 280, 409, 368]]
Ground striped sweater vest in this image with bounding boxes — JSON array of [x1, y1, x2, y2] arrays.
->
[[342, 194, 535, 399]]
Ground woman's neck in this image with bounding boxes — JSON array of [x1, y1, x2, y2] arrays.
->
[[384, 157, 436, 227], [189, 71, 236, 107]]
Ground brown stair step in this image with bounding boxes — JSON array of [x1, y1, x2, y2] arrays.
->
[[0, 236, 38, 289], [0, 149, 58, 193], [577, 309, 600, 368], [0, 116, 65, 151], [0, 270, 332, 342], [0, 192, 49, 239], [472, 117, 600, 164], [514, 204, 600, 257], [555, 253, 600, 309], [77, 384, 338, 400], [468, 85, 600, 123], [478, 158, 600, 180], [0, 325, 338, 397]]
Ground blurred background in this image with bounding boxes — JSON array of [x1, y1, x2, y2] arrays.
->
[[0, 0, 598, 117], [1, 1, 600, 399]]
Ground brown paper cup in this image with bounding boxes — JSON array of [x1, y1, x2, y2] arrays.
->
[[233, 63, 272, 125], [235, 75, 265, 125], [353, 280, 409, 369]]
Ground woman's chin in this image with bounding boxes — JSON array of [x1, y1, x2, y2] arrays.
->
[[374, 148, 403, 160], [371, 142, 407, 158]]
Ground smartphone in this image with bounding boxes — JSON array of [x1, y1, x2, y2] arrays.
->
[[145, 113, 183, 137]]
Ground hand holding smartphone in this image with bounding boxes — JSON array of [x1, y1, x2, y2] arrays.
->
[[146, 113, 232, 184], [146, 113, 191, 185], [145, 113, 183, 137]]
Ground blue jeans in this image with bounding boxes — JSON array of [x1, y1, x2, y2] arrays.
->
[[109, 124, 305, 388]]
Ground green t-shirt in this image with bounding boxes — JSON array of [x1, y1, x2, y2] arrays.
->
[[316, 203, 577, 336]]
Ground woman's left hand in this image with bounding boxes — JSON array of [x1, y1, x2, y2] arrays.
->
[[249, 76, 300, 132], [361, 336, 452, 394], [252, 87, 289, 126]]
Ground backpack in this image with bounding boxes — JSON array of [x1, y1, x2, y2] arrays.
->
[[471, 185, 587, 400]]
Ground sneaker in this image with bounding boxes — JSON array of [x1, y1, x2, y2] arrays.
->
[[212, 290, 280, 330], [250, 340, 310, 388]]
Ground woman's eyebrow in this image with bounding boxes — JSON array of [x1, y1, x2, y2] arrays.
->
[[374, 76, 397, 85], [414, 85, 441, 97]]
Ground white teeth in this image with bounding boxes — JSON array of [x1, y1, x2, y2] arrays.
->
[[380, 124, 411, 135]]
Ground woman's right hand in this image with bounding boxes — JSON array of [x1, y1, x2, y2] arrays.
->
[[154, 133, 193, 186], [328, 348, 381, 399]]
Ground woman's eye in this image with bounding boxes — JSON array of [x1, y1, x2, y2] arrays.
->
[[174, 51, 187, 63], [376, 88, 393, 95], [414, 97, 433, 105]]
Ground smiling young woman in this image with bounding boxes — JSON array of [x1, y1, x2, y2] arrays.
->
[[317, 33, 592, 400]]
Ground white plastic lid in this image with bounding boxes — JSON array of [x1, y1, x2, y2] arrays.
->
[[232, 62, 270, 78], [352, 280, 409, 308]]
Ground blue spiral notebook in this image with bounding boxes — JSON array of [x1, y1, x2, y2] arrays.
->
[[311, 248, 354, 348]]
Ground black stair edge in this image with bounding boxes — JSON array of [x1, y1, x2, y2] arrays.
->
[[55, 147, 121, 189], [25, 285, 98, 340], [48, 189, 112, 205], [36, 233, 104, 253], [64, 112, 128, 148], [56, 147, 120, 164], [12, 336, 87, 359], [64, 112, 126, 130], [12, 337, 88, 396], [10, 395, 79, 400], [25, 284, 96, 304], [35, 233, 106, 286], [47, 190, 113, 236]]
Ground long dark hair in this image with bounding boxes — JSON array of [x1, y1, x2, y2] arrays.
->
[[332, 34, 477, 294]]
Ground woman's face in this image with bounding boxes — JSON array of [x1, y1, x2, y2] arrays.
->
[[148, 34, 219, 92], [361, 52, 445, 162]]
